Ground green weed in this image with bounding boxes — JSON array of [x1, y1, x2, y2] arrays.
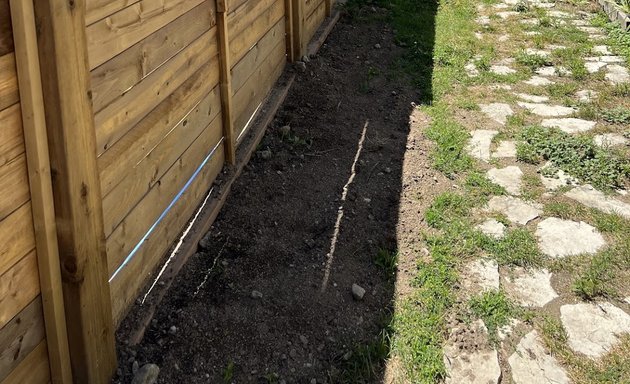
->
[[469, 290, 514, 339]]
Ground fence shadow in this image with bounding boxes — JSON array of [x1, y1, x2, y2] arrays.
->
[[114, 1, 438, 382]]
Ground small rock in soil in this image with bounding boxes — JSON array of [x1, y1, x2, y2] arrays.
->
[[352, 284, 366, 300], [131, 364, 160, 384], [295, 61, 307, 72], [251, 290, 264, 299]]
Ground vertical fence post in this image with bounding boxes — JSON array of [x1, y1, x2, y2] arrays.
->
[[325, 0, 333, 17], [9, 1, 73, 382], [32, 0, 117, 382], [291, 0, 304, 61], [217, 0, 236, 164], [284, 0, 295, 62]]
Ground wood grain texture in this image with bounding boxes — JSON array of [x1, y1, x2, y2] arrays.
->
[[94, 28, 218, 156], [229, 0, 284, 65], [34, 0, 116, 381], [106, 115, 224, 275], [90, 1, 213, 113], [0, 202, 35, 278], [304, 0, 325, 47], [0, 251, 40, 330], [233, 41, 286, 137], [0, 341, 50, 384], [10, 0, 73, 379], [86, 0, 209, 69], [0, 297, 46, 383], [98, 61, 219, 195], [0, 0, 13, 56], [0, 154, 30, 221], [102, 86, 221, 239], [110, 142, 225, 324], [85, 0, 140, 26], [217, 2, 235, 164], [231, 18, 285, 93], [0, 53, 18, 111], [0, 104, 24, 169]]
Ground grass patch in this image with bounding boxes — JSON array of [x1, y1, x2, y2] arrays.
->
[[573, 251, 617, 300], [424, 104, 474, 177], [469, 290, 514, 340], [484, 228, 543, 267], [374, 248, 399, 278], [601, 106, 630, 124], [517, 125, 630, 190], [338, 330, 391, 383]]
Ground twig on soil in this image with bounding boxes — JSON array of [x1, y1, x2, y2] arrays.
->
[[305, 148, 336, 157], [366, 161, 382, 182]]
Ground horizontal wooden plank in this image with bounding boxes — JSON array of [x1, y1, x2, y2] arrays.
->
[[231, 18, 284, 92], [87, 0, 210, 69], [0, 0, 12, 56], [0, 53, 18, 111], [106, 113, 224, 275], [226, 0, 248, 13], [102, 85, 221, 237], [0, 154, 30, 222], [94, 27, 218, 155], [233, 41, 286, 137], [229, 0, 284, 66], [90, 1, 213, 112], [304, 0, 326, 46], [305, 0, 323, 20], [227, 0, 275, 38], [0, 103, 24, 169], [110, 143, 225, 324], [98, 60, 220, 195], [0, 296, 45, 382], [86, 0, 141, 26], [0, 251, 40, 330], [0, 202, 35, 278], [0, 340, 50, 384]]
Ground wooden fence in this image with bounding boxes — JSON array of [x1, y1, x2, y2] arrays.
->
[[0, 0, 334, 383]]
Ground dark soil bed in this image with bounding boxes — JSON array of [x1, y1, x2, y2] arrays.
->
[[113, 8, 431, 383]]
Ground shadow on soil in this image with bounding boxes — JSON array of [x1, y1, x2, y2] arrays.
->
[[115, 1, 437, 382]]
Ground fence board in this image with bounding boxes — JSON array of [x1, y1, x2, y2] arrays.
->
[[229, 0, 284, 65], [0, 341, 50, 384], [103, 86, 222, 239], [0, 297, 46, 383], [0, 251, 40, 330], [227, 0, 276, 39], [0, 154, 30, 221], [99, 62, 220, 195], [87, 0, 209, 69], [90, 1, 213, 113], [0, 203, 35, 278], [304, 0, 326, 47], [94, 28, 218, 156], [0, 53, 18, 111], [0, 104, 24, 169], [110, 141, 225, 323], [233, 41, 286, 137], [0, 0, 12, 56], [86, 0, 141, 26], [232, 18, 285, 93], [106, 115, 223, 274], [305, 0, 323, 20]]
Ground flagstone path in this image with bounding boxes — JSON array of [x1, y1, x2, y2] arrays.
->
[[444, 0, 630, 382]]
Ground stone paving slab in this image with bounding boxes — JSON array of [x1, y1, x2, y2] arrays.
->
[[561, 302, 630, 359], [487, 166, 523, 196], [462, 258, 500, 293], [476, 219, 506, 239], [594, 133, 629, 147], [492, 140, 517, 158], [480, 103, 514, 125], [541, 118, 596, 133], [565, 185, 630, 219], [517, 102, 575, 117], [504, 268, 559, 307], [486, 196, 542, 225], [467, 130, 499, 161], [536, 217, 606, 258], [508, 331, 570, 384]]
